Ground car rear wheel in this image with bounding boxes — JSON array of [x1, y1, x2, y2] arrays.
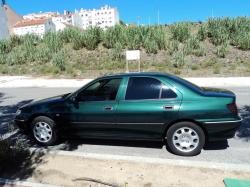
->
[[166, 122, 205, 156], [31, 116, 58, 146]]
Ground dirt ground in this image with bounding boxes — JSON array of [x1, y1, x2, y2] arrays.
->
[[21, 154, 250, 187]]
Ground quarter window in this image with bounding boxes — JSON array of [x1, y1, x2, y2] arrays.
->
[[77, 79, 121, 102], [161, 85, 177, 99]]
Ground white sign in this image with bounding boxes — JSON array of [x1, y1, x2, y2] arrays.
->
[[126, 50, 140, 61]]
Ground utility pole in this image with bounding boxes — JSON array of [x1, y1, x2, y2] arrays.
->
[[148, 16, 151, 25], [137, 16, 140, 26], [157, 9, 160, 25]]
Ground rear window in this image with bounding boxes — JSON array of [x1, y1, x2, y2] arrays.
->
[[169, 75, 203, 93]]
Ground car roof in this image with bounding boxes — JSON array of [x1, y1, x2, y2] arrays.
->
[[100, 72, 172, 79], [100, 72, 203, 94]]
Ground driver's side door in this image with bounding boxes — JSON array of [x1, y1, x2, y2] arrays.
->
[[68, 78, 122, 138]]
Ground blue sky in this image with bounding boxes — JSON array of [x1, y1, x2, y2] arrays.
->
[[7, 0, 250, 24]]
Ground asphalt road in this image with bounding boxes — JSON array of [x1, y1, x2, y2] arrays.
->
[[0, 87, 249, 165]]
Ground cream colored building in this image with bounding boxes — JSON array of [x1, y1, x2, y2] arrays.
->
[[13, 18, 56, 37], [73, 5, 119, 29], [23, 11, 73, 32]]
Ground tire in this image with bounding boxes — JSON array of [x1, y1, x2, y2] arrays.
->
[[166, 122, 205, 156], [30, 116, 58, 146]]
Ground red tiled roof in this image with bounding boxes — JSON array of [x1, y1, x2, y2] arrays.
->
[[14, 19, 48, 28]]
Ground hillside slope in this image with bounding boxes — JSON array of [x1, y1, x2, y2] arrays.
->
[[0, 17, 250, 78]]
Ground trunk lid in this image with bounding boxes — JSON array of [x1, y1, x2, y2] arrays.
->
[[201, 87, 235, 98]]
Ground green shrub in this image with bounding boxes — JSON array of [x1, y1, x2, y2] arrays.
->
[[21, 34, 40, 46], [111, 42, 124, 60], [184, 36, 200, 55], [149, 26, 166, 50], [43, 32, 62, 52], [0, 39, 12, 53], [102, 25, 126, 48], [172, 50, 185, 68], [183, 36, 206, 57], [0, 53, 6, 64], [173, 69, 181, 75], [7, 47, 27, 65], [22, 35, 40, 62], [192, 46, 206, 57], [206, 17, 250, 46], [197, 25, 207, 41], [59, 28, 81, 43], [234, 32, 250, 50], [170, 22, 191, 42], [213, 63, 221, 74], [72, 32, 85, 50], [52, 49, 66, 71], [202, 58, 218, 68], [35, 45, 52, 63], [126, 27, 141, 50], [207, 18, 230, 45], [144, 37, 158, 54], [191, 64, 199, 70], [82, 27, 102, 50], [216, 43, 229, 58], [167, 40, 179, 55], [210, 28, 229, 46], [9, 35, 22, 48]]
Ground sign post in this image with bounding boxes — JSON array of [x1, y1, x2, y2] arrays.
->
[[125, 50, 141, 73]]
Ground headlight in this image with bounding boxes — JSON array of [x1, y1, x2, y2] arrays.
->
[[16, 109, 22, 116]]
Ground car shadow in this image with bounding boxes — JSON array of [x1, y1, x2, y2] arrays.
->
[[57, 138, 164, 151], [0, 94, 44, 181], [236, 105, 250, 141]]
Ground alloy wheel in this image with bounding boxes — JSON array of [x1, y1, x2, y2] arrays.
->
[[172, 127, 199, 153]]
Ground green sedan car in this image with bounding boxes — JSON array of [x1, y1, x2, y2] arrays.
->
[[15, 72, 242, 156]]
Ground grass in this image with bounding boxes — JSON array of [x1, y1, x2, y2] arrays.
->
[[0, 17, 250, 78]]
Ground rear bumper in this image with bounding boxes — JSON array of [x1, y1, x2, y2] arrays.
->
[[202, 119, 242, 141]]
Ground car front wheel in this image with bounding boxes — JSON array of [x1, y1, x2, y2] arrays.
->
[[31, 116, 58, 146], [166, 122, 205, 156]]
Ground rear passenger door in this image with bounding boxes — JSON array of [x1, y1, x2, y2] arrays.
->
[[115, 76, 182, 139]]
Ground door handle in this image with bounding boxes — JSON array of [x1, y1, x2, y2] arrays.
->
[[164, 105, 174, 110], [104, 106, 113, 110]]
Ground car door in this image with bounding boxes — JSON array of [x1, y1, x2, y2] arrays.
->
[[115, 76, 182, 139], [68, 78, 122, 138]]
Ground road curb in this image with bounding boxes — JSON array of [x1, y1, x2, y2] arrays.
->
[[30, 148, 250, 173], [0, 178, 61, 187]]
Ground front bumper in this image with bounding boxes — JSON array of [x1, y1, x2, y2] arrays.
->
[[14, 118, 29, 132], [202, 119, 242, 141]]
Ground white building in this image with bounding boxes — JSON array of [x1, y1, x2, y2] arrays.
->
[[73, 5, 119, 29], [23, 12, 59, 20], [23, 11, 73, 32], [13, 18, 56, 37]]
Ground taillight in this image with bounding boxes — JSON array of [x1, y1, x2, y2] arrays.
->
[[227, 102, 238, 114]]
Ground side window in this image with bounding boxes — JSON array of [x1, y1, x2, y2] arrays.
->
[[77, 78, 121, 102], [125, 77, 161, 100], [161, 85, 177, 99]]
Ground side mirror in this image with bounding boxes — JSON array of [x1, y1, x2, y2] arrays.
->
[[72, 96, 78, 103], [71, 95, 79, 108]]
